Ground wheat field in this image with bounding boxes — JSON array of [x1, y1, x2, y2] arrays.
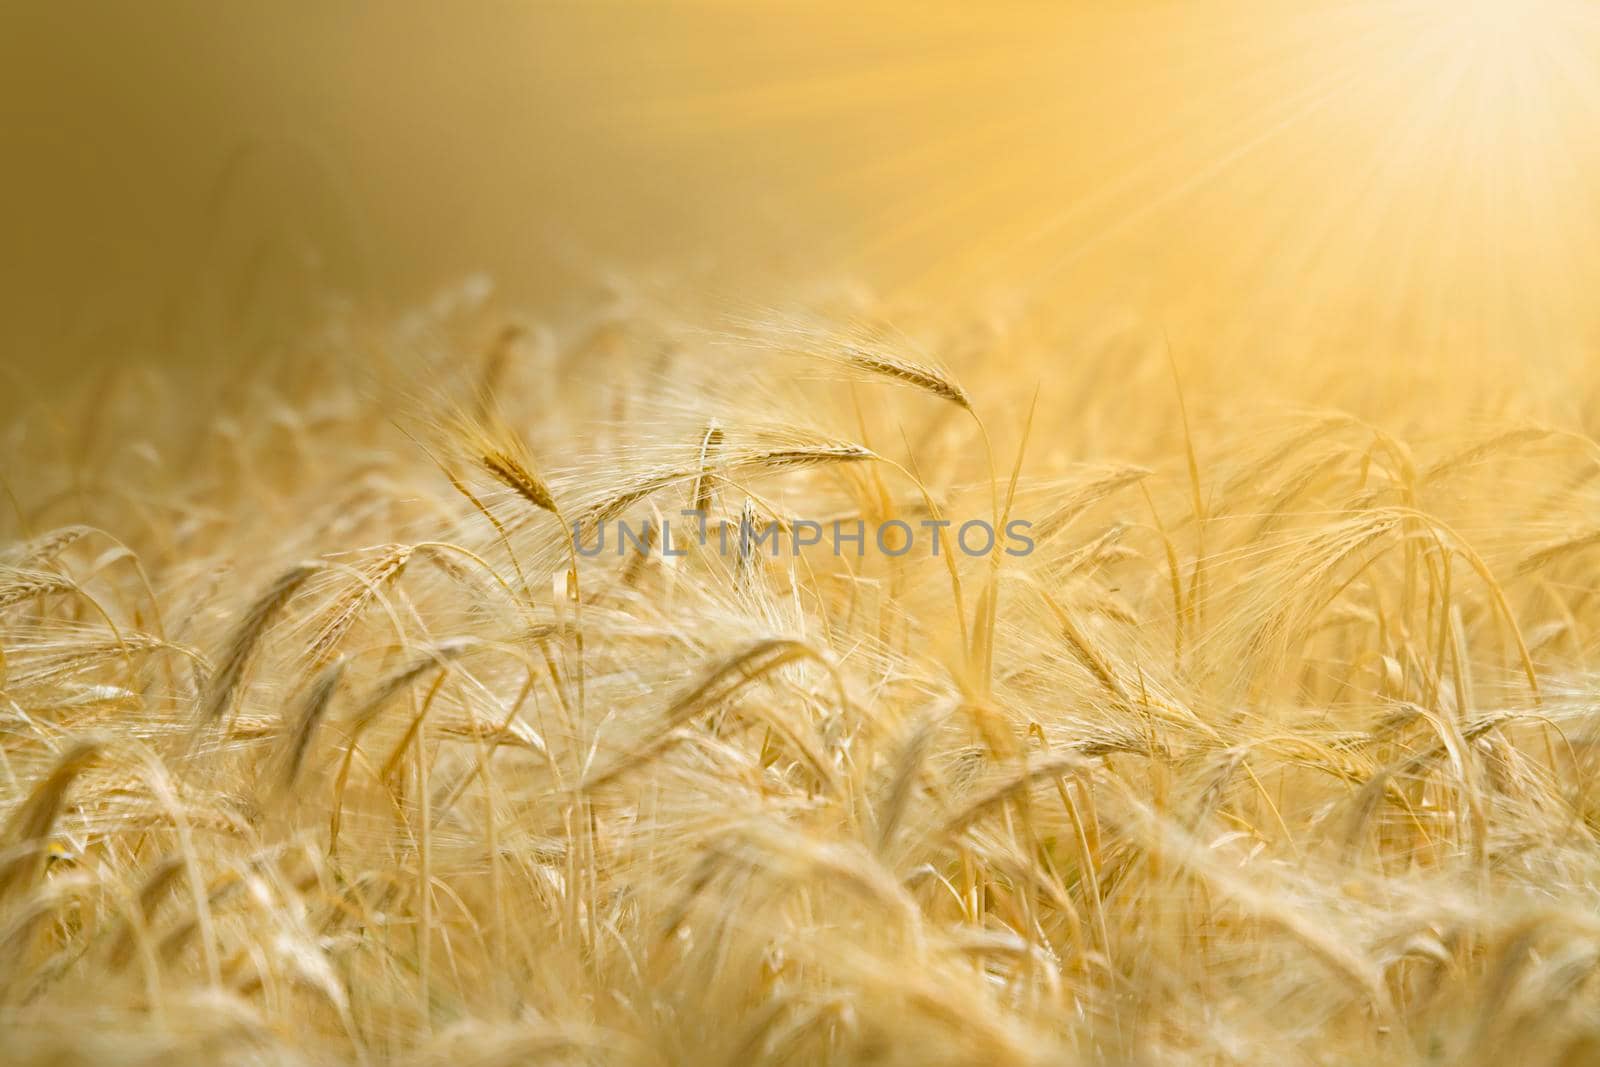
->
[[4, 289, 1600, 1065], [9, 3, 1600, 1065]]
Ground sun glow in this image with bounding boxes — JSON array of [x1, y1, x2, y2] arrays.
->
[[558, 0, 1600, 379]]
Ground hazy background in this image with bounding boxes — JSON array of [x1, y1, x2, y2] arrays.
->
[[5, 1, 1599, 391]]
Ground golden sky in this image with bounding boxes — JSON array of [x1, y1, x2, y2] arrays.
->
[[4, 1, 1598, 381]]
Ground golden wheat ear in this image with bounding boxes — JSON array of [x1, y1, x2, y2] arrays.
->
[[0, 567, 76, 610], [0, 740, 101, 902], [692, 421, 725, 515], [432, 403, 562, 517], [739, 439, 876, 474], [277, 657, 347, 790], [479, 446, 559, 514], [198, 563, 321, 729], [305, 543, 413, 669], [843, 346, 972, 410]]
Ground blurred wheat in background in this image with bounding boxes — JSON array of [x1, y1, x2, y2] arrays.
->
[[7, 2, 1600, 1064]]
